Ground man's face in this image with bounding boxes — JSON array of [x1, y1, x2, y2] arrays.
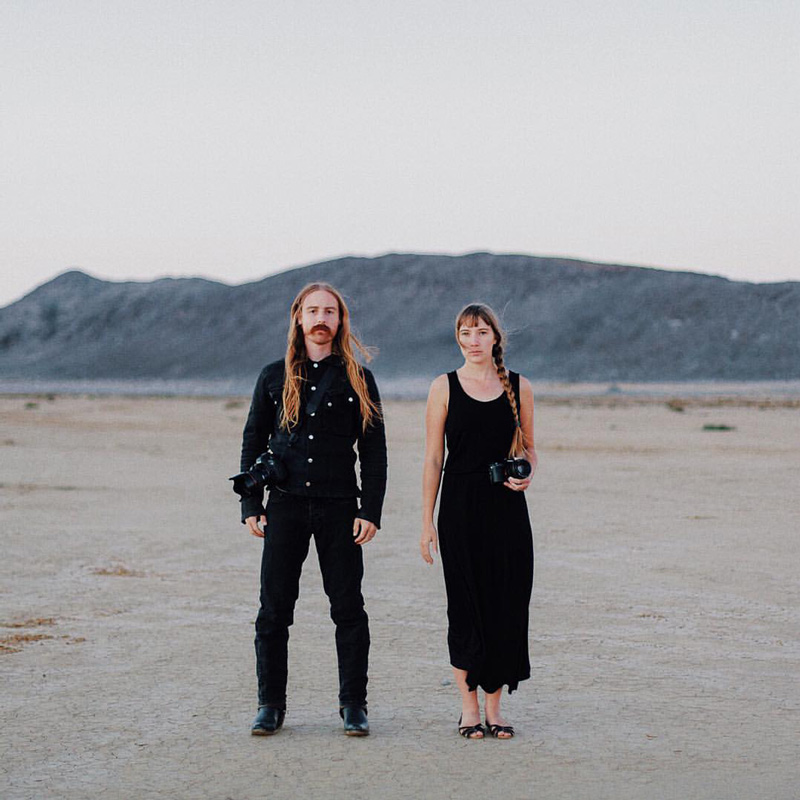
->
[[299, 289, 341, 346]]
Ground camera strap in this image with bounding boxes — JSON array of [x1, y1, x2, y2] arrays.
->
[[304, 363, 339, 419]]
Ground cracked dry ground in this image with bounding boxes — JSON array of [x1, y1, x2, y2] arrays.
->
[[1, 394, 798, 800]]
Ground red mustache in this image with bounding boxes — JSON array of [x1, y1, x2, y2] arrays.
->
[[311, 324, 331, 332]]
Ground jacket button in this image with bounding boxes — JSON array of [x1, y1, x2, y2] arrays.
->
[[308, 434, 314, 440], [307, 458, 313, 463], [327, 401, 332, 407], [305, 481, 311, 487], [348, 397, 354, 402], [311, 386, 316, 391], [310, 412, 315, 417], [312, 363, 319, 368]]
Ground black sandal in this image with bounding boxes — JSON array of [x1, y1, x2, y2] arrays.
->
[[458, 714, 485, 739], [486, 721, 515, 739]]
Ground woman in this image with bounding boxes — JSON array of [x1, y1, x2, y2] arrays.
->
[[420, 303, 537, 739]]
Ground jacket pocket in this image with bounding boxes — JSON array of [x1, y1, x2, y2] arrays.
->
[[321, 388, 358, 437], [266, 379, 284, 409]]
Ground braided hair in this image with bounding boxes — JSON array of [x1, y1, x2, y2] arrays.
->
[[455, 303, 526, 458]]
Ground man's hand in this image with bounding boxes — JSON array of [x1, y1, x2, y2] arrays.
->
[[353, 517, 377, 545], [246, 514, 267, 538]]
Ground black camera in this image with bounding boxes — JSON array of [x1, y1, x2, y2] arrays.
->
[[488, 458, 532, 484], [230, 452, 287, 498]]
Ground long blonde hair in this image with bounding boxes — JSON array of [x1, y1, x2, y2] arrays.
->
[[455, 303, 526, 457], [281, 282, 380, 432]]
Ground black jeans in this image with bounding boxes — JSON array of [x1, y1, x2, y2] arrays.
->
[[255, 492, 369, 709]]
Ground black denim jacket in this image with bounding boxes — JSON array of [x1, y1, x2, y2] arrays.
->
[[239, 355, 387, 527]]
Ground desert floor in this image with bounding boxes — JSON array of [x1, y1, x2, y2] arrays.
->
[[1, 393, 798, 800]]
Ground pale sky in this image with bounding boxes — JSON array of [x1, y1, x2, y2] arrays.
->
[[1, 0, 798, 308]]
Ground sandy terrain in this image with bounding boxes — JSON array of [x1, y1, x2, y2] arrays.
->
[[1, 393, 798, 800]]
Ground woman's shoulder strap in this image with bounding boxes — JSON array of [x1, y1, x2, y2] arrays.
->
[[446, 370, 462, 396], [445, 371, 468, 409], [509, 370, 521, 404]]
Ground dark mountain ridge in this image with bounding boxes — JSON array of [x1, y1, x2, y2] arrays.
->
[[1, 253, 798, 383]]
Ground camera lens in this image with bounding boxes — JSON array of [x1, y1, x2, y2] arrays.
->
[[510, 459, 532, 480], [231, 471, 261, 498]]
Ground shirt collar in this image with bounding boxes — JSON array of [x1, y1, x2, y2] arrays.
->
[[306, 353, 342, 370]]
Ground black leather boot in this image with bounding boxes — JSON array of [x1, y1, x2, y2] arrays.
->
[[340, 705, 369, 736], [251, 706, 286, 736]]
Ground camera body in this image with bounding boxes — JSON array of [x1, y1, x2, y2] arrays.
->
[[488, 457, 532, 485], [230, 452, 287, 498]]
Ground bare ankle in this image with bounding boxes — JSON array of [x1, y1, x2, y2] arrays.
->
[[484, 704, 503, 722]]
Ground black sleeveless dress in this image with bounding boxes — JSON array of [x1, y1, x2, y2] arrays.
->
[[437, 370, 534, 694]]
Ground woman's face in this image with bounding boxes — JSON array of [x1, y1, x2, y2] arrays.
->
[[457, 318, 497, 363]]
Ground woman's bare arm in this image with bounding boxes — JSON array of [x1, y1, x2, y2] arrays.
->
[[420, 374, 448, 563], [504, 375, 537, 492]]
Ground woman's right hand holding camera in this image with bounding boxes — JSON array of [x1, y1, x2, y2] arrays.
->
[[246, 515, 267, 538], [420, 522, 439, 564]]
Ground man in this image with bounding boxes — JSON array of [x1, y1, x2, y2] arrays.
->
[[237, 282, 387, 737]]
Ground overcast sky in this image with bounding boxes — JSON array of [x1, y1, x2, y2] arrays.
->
[[1, 0, 798, 308]]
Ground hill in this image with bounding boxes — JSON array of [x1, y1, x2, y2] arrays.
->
[[1, 253, 798, 384]]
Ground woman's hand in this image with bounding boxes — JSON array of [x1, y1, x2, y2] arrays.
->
[[504, 475, 532, 492], [504, 443, 537, 493], [420, 522, 439, 564]]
